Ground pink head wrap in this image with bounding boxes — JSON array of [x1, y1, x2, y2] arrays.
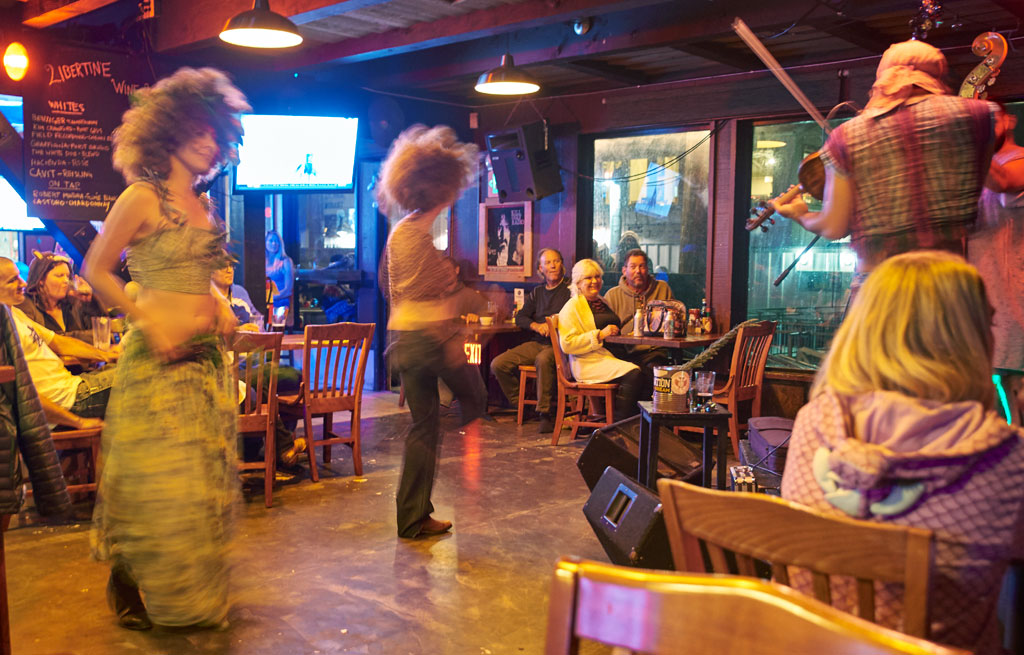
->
[[863, 40, 950, 118]]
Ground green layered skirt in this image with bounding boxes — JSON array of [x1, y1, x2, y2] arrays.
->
[[91, 330, 239, 627]]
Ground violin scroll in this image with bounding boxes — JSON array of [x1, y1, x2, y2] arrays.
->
[[958, 31, 1008, 99]]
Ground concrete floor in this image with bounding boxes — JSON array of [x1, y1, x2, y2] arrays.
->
[[4, 391, 613, 654]]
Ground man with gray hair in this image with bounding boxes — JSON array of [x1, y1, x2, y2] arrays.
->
[[490, 248, 570, 433]]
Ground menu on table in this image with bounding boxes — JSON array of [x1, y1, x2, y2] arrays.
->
[[23, 43, 152, 222]]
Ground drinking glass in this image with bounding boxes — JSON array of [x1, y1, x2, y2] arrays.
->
[[91, 316, 111, 350], [692, 370, 716, 411], [249, 311, 265, 331]]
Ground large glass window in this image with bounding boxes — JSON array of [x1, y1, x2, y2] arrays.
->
[[592, 130, 710, 308], [747, 119, 855, 369]]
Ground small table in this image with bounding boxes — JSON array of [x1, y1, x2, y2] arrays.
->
[[636, 400, 731, 490]]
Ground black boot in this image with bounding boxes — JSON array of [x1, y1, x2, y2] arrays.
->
[[106, 563, 152, 631]]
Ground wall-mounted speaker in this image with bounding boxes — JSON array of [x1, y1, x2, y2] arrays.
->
[[485, 121, 563, 203]]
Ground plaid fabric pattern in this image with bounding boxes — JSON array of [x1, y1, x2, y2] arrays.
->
[[820, 95, 997, 262], [781, 389, 1024, 653]]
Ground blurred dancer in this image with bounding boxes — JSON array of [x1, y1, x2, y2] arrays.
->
[[378, 125, 486, 539], [83, 68, 250, 630]]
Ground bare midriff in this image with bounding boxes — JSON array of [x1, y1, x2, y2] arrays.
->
[[136, 287, 217, 347]]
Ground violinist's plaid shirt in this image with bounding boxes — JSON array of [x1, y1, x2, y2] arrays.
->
[[820, 94, 999, 262]]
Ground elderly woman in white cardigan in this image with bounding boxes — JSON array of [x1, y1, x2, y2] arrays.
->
[[557, 258, 643, 420]]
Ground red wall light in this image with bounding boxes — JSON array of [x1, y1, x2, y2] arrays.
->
[[3, 43, 28, 82]]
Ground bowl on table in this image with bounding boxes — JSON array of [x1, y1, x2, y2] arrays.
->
[[479, 316, 494, 326]]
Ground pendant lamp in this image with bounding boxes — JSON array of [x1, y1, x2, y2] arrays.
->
[[220, 0, 303, 49], [475, 54, 539, 95]]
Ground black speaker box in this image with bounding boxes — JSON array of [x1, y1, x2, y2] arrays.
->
[[583, 466, 674, 570], [485, 121, 563, 202], [577, 415, 703, 492]]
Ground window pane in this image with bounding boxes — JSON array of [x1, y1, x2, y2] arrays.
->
[[747, 120, 855, 369], [297, 193, 356, 269], [592, 130, 710, 308]]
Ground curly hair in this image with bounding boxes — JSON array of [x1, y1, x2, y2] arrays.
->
[[111, 67, 251, 184], [377, 124, 478, 214]]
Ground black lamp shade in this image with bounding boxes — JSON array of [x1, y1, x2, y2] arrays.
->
[[220, 0, 303, 48]]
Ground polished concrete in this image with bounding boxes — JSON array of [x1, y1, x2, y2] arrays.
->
[[5, 391, 616, 654]]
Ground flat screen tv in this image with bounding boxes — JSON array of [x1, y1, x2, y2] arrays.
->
[[234, 114, 359, 192], [0, 176, 44, 231]]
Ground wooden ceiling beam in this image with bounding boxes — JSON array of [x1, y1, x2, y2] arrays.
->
[[20, 0, 120, 27], [558, 60, 650, 86], [988, 0, 1024, 22], [672, 42, 762, 71], [805, 17, 889, 53]]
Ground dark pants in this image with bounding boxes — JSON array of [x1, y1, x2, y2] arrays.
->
[[70, 364, 117, 419], [393, 328, 487, 538], [612, 369, 644, 420], [241, 365, 301, 462], [490, 340, 558, 414]]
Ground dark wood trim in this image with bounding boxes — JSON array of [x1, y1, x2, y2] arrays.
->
[[20, 0, 119, 27], [558, 61, 650, 86], [672, 43, 761, 72], [729, 120, 754, 328]]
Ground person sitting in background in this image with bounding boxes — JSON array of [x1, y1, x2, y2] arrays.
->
[[442, 256, 488, 323], [0, 257, 114, 430], [781, 250, 1024, 653], [490, 248, 570, 432], [211, 257, 261, 328], [558, 259, 642, 421], [604, 248, 678, 394], [16, 251, 94, 344]]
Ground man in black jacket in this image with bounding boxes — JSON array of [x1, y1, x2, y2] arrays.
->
[[490, 249, 570, 433]]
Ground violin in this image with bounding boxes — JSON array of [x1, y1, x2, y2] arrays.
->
[[958, 32, 1008, 99], [746, 151, 826, 232]]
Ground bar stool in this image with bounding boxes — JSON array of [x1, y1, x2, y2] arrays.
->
[[516, 365, 537, 424]]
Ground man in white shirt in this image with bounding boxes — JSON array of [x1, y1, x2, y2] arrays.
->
[[0, 257, 115, 429]]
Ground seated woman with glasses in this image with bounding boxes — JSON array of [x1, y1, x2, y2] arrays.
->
[[16, 251, 104, 344], [781, 250, 1024, 653], [557, 258, 642, 420]]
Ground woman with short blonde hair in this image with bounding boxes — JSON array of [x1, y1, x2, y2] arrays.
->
[[783, 251, 1024, 652]]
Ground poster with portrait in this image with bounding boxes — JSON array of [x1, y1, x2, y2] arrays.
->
[[478, 202, 532, 281]]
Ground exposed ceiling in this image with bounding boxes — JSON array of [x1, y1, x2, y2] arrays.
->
[[11, 0, 1024, 106]]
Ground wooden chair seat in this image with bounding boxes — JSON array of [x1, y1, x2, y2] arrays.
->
[[658, 479, 934, 638], [516, 365, 538, 425], [278, 323, 375, 483], [545, 557, 965, 655], [546, 315, 618, 445], [232, 331, 283, 508]]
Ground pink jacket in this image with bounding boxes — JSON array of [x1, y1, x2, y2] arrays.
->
[[782, 388, 1024, 653]]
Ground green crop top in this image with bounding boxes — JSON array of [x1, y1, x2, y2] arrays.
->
[[127, 224, 224, 295]]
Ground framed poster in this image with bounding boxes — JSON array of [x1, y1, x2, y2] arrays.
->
[[478, 202, 532, 281]]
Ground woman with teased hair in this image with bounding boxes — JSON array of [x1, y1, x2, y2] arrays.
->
[[378, 124, 487, 539], [82, 67, 250, 631], [557, 258, 642, 420], [781, 250, 1024, 653], [16, 251, 96, 343]]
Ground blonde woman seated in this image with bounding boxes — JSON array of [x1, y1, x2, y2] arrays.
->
[[781, 251, 1024, 653], [557, 259, 642, 420]]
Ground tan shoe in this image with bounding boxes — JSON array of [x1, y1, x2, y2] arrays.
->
[[280, 437, 307, 466], [415, 516, 453, 537]]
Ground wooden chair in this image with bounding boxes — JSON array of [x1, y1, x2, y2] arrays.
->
[[516, 365, 537, 425], [49, 425, 102, 496], [696, 320, 776, 457], [657, 479, 934, 638], [545, 557, 965, 655], [546, 316, 617, 446], [232, 331, 283, 508], [279, 322, 375, 483]]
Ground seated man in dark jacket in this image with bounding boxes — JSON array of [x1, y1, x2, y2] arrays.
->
[[490, 249, 570, 433]]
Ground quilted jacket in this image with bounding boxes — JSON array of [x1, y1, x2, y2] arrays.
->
[[0, 305, 70, 516]]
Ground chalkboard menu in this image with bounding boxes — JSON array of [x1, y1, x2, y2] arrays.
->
[[23, 43, 151, 222]]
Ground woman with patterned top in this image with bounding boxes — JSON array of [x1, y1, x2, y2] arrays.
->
[[557, 258, 642, 420], [82, 67, 250, 631], [781, 251, 1024, 653]]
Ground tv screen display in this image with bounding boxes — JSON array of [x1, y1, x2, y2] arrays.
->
[[234, 114, 359, 192], [0, 176, 45, 231]]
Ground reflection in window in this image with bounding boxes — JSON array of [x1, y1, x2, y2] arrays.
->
[[592, 130, 710, 308], [747, 120, 855, 369], [298, 193, 356, 269]]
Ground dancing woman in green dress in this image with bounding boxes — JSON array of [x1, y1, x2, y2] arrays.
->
[[83, 68, 250, 630]]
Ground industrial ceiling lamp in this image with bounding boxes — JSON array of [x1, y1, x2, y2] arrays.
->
[[475, 53, 539, 95], [219, 0, 303, 49]]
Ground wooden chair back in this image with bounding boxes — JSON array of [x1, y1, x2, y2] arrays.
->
[[545, 557, 965, 655], [301, 322, 375, 416], [231, 331, 283, 507], [726, 320, 776, 405], [657, 479, 934, 638], [545, 315, 574, 388]]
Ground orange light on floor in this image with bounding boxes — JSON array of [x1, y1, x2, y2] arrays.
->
[[3, 43, 28, 81], [464, 341, 481, 365]]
